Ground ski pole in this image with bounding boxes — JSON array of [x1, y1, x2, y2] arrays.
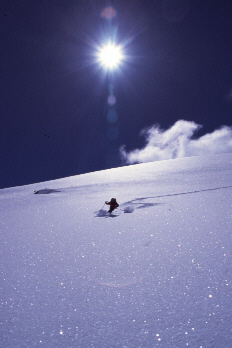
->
[[100, 203, 105, 211]]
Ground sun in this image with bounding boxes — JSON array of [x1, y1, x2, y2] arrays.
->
[[97, 43, 124, 70]]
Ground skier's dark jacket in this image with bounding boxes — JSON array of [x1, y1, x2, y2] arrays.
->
[[105, 198, 119, 212]]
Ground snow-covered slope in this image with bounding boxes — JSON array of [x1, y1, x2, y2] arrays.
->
[[1, 154, 232, 348]]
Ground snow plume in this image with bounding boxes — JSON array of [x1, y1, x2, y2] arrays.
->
[[120, 120, 232, 164]]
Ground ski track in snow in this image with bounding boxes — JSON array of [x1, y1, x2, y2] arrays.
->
[[1, 154, 232, 348]]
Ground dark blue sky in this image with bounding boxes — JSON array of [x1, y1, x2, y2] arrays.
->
[[1, 0, 232, 189]]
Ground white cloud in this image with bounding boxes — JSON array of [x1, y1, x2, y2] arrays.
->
[[120, 120, 232, 164]]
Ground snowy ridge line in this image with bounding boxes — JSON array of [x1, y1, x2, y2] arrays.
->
[[33, 184, 232, 198]]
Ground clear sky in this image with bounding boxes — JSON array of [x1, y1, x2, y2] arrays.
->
[[1, 0, 232, 189]]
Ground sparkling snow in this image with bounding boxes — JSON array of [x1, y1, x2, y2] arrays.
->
[[1, 154, 232, 347]]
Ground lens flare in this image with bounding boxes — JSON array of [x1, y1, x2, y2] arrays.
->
[[107, 95, 116, 106], [101, 6, 117, 20], [107, 109, 118, 123]]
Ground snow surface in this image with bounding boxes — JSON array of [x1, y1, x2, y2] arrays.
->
[[1, 154, 232, 348]]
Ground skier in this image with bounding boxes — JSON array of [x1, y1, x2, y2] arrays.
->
[[105, 198, 119, 213]]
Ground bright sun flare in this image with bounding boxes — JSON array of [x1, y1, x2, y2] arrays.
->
[[98, 43, 123, 70]]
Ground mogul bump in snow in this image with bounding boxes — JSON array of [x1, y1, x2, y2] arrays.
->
[[105, 198, 119, 213]]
